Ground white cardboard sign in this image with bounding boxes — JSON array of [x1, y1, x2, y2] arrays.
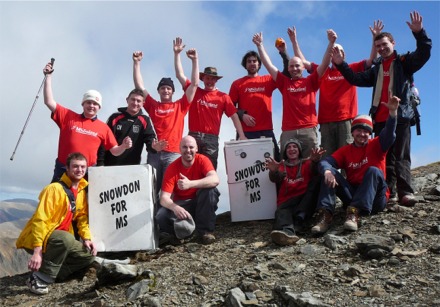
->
[[88, 164, 157, 251], [224, 138, 277, 222]]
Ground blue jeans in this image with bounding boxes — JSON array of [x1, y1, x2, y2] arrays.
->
[[241, 130, 281, 162], [189, 131, 219, 169], [147, 151, 180, 205], [155, 188, 220, 236], [316, 166, 387, 215]]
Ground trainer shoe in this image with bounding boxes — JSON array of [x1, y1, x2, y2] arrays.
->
[[270, 230, 299, 246], [311, 208, 333, 234], [201, 233, 216, 245], [344, 206, 360, 231], [400, 194, 417, 207], [27, 272, 49, 295]]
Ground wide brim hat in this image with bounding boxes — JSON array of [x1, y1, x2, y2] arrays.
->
[[199, 67, 223, 81]]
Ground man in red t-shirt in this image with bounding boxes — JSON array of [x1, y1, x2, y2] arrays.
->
[[252, 29, 336, 159], [155, 135, 220, 245], [132, 48, 198, 201], [43, 61, 132, 183], [283, 23, 383, 157], [311, 93, 400, 235], [266, 139, 325, 246], [229, 51, 280, 161], [173, 37, 247, 169]]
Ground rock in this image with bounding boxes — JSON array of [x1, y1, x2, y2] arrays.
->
[[323, 234, 347, 250]]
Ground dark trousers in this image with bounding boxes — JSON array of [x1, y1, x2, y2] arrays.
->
[[374, 121, 414, 199], [155, 188, 220, 236], [273, 176, 320, 232], [316, 166, 387, 215], [189, 131, 219, 170]]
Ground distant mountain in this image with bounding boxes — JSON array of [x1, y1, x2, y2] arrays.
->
[[0, 199, 37, 277]]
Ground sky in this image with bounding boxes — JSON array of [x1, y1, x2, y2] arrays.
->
[[1, 1, 439, 214]]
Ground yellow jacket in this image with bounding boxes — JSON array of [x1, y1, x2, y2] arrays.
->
[[16, 173, 90, 253]]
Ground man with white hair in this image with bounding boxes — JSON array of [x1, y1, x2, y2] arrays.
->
[[43, 61, 132, 182]]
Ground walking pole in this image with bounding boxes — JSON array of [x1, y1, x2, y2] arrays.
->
[[10, 58, 55, 161]]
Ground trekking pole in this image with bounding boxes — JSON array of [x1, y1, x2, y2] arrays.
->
[[10, 58, 55, 161]]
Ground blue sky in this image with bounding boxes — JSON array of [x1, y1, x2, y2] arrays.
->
[[0, 1, 439, 213]]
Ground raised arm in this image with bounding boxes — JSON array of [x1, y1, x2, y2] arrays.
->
[[378, 91, 399, 152], [184, 48, 199, 103], [132, 51, 149, 98], [288, 26, 312, 71], [366, 20, 384, 68], [316, 29, 337, 78], [173, 37, 188, 89], [43, 62, 57, 112], [253, 32, 279, 81]]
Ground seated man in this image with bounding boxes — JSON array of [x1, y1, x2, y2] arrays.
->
[[155, 135, 220, 245], [16, 152, 97, 295], [266, 139, 325, 246], [311, 92, 400, 234]]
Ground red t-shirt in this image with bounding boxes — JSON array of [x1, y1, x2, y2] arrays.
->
[[229, 75, 276, 131], [375, 54, 396, 123], [143, 95, 190, 153], [332, 137, 387, 185], [161, 154, 215, 201], [52, 105, 118, 166], [275, 71, 320, 131], [276, 159, 313, 205], [188, 88, 237, 135], [318, 61, 365, 124]]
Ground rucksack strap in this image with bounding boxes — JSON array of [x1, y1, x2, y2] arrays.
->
[[58, 181, 76, 213]]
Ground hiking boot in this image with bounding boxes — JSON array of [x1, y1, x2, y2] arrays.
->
[[201, 233, 216, 245], [270, 230, 299, 246], [387, 194, 398, 204], [311, 208, 333, 234], [400, 194, 417, 207], [27, 272, 49, 295], [344, 206, 360, 231]]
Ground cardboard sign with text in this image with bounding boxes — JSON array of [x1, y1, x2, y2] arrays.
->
[[88, 164, 157, 251], [224, 138, 277, 222]]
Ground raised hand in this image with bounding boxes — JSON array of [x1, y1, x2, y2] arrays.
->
[[173, 37, 186, 54], [370, 19, 384, 38], [133, 51, 143, 62], [406, 11, 423, 33]]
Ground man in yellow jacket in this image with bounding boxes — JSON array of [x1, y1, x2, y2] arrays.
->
[[16, 152, 97, 295]]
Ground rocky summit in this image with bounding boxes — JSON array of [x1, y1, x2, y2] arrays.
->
[[1, 162, 439, 307]]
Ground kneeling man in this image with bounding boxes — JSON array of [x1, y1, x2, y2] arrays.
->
[[156, 135, 220, 245]]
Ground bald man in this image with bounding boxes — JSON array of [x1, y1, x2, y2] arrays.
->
[[156, 136, 220, 245]]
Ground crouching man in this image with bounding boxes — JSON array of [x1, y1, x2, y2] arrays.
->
[[16, 152, 97, 295], [311, 92, 400, 234], [156, 135, 220, 245], [266, 139, 325, 246]]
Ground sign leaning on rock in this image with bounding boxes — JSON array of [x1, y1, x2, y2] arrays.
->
[[224, 138, 277, 222], [88, 164, 157, 251]]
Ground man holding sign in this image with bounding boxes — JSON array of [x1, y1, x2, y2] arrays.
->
[[156, 135, 220, 245]]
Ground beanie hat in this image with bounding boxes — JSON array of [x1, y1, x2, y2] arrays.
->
[[283, 138, 302, 160], [157, 77, 175, 92], [351, 115, 373, 134], [82, 90, 102, 108], [173, 216, 195, 239]]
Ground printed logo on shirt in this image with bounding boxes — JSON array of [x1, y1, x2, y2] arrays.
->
[[71, 125, 98, 137], [245, 87, 265, 93], [133, 125, 140, 133], [327, 75, 344, 81], [286, 177, 304, 184], [198, 99, 218, 109], [287, 86, 306, 93], [383, 71, 390, 77], [348, 157, 368, 169], [116, 124, 122, 131], [156, 109, 175, 115]]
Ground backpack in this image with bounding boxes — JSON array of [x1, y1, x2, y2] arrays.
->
[[409, 82, 421, 135]]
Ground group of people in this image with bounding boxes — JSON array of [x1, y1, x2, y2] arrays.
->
[[16, 10, 431, 295]]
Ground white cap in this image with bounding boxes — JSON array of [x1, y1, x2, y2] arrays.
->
[[82, 90, 102, 107]]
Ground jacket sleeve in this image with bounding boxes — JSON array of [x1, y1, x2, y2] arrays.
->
[[402, 29, 432, 75], [318, 156, 339, 176], [335, 61, 376, 87], [378, 115, 397, 152], [144, 115, 158, 154]]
